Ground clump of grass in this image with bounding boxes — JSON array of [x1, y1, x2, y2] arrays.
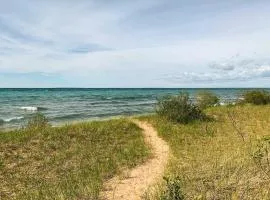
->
[[26, 113, 50, 130], [196, 90, 219, 109], [0, 118, 150, 199], [242, 90, 270, 105], [252, 135, 270, 178], [156, 92, 206, 124], [160, 176, 184, 200], [143, 176, 184, 200], [141, 105, 270, 199]]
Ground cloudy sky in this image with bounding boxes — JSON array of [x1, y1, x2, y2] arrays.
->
[[1, 0, 270, 88]]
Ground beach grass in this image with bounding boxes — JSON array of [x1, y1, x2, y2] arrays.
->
[[2, 102, 270, 199], [0, 119, 150, 199], [141, 105, 270, 199]]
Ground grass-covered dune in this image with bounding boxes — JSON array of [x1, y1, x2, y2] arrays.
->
[[141, 105, 270, 199], [0, 119, 150, 199], [2, 90, 270, 200]]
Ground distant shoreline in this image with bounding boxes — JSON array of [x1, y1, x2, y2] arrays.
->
[[0, 113, 153, 132], [1, 87, 270, 90]]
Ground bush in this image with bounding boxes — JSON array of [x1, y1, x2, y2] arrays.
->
[[242, 90, 270, 105], [26, 113, 50, 130], [156, 92, 205, 124], [196, 90, 219, 109]]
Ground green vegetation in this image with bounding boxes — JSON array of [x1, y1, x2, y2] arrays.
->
[[160, 176, 184, 200], [0, 117, 150, 199], [196, 90, 219, 109], [242, 90, 270, 105], [141, 105, 270, 199], [252, 135, 270, 177], [156, 92, 205, 124], [26, 112, 50, 130]]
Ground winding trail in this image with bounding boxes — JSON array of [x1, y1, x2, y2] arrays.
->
[[100, 120, 170, 200]]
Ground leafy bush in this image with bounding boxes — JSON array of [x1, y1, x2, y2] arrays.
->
[[26, 113, 50, 130], [156, 92, 205, 124], [196, 90, 219, 109], [242, 90, 270, 105]]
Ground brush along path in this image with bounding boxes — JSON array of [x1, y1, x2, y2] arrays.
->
[[100, 120, 170, 200]]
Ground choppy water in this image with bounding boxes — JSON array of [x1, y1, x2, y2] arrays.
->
[[0, 88, 268, 129]]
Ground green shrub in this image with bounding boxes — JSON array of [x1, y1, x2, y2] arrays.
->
[[242, 90, 270, 105], [156, 92, 205, 124], [196, 90, 219, 109], [26, 113, 50, 130]]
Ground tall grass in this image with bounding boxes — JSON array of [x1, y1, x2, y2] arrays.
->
[[196, 90, 220, 109], [0, 118, 150, 199], [26, 112, 50, 130], [141, 105, 270, 199]]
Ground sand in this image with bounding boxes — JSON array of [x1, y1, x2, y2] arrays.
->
[[100, 119, 170, 200]]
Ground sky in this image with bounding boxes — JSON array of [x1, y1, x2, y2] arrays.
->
[[1, 0, 270, 88]]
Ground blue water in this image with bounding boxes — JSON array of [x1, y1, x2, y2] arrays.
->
[[0, 88, 268, 129]]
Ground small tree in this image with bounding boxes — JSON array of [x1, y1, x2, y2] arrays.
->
[[242, 90, 270, 105], [156, 92, 205, 124], [196, 90, 219, 109], [26, 113, 49, 130]]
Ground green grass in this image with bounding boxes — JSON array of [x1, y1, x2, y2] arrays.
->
[[141, 105, 270, 199], [0, 119, 150, 199]]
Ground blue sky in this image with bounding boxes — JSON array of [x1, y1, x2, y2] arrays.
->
[[1, 0, 270, 87]]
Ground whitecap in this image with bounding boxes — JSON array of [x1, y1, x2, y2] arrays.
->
[[20, 106, 38, 111], [0, 116, 24, 124], [4, 116, 24, 122]]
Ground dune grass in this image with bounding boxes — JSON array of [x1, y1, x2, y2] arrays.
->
[[141, 105, 270, 199], [0, 119, 150, 200]]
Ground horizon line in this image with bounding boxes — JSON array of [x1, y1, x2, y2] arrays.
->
[[1, 87, 270, 89]]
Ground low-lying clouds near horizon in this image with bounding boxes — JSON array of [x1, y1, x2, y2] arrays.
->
[[1, 0, 270, 87]]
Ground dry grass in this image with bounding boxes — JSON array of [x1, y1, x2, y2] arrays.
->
[[0, 119, 150, 200], [141, 105, 270, 199]]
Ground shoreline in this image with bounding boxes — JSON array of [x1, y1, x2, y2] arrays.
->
[[0, 112, 155, 132]]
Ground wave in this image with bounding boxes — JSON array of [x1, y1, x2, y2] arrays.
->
[[98, 96, 152, 101], [5, 116, 24, 122], [52, 113, 85, 121], [20, 106, 48, 111], [0, 116, 24, 124]]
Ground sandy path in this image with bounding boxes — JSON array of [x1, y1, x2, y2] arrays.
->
[[100, 120, 170, 200]]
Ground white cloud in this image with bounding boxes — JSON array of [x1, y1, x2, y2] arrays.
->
[[162, 62, 270, 84], [1, 0, 270, 87]]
